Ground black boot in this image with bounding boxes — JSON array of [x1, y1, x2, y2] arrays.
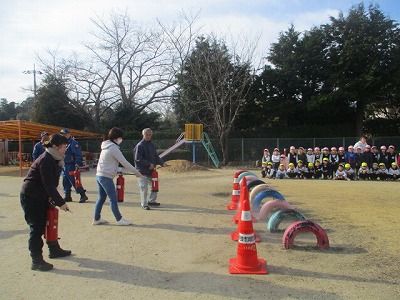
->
[[47, 241, 72, 259], [64, 193, 73, 202], [79, 190, 88, 203], [31, 254, 53, 271]]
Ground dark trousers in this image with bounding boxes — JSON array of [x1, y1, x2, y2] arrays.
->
[[62, 164, 84, 195], [20, 194, 47, 258]]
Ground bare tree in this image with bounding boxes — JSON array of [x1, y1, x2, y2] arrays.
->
[[85, 10, 199, 114], [36, 10, 199, 130], [176, 34, 259, 165]]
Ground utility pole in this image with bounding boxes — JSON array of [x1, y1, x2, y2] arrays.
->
[[23, 64, 43, 100]]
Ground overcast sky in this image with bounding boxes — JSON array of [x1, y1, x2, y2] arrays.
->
[[0, 0, 399, 103]]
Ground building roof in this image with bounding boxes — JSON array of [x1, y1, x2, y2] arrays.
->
[[0, 120, 103, 140], [0, 120, 104, 176]]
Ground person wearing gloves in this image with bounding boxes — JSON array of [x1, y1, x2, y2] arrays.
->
[[20, 133, 72, 272], [59, 128, 88, 203], [93, 127, 142, 226]]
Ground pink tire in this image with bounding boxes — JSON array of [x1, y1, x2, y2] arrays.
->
[[282, 220, 329, 249], [249, 183, 275, 203], [258, 200, 295, 221], [240, 175, 258, 188]]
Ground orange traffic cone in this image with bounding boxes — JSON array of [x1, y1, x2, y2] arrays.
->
[[231, 178, 261, 242], [232, 177, 257, 224], [229, 198, 268, 274], [227, 170, 246, 210]]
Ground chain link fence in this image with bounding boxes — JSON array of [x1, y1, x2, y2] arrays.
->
[[8, 136, 400, 167]]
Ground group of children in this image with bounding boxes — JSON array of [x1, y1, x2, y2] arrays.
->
[[260, 144, 400, 181]]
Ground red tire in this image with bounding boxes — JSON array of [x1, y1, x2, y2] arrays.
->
[[282, 220, 329, 249], [258, 200, 294, 221]]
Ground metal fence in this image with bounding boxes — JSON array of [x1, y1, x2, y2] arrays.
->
[[9, 136, 400, 167]]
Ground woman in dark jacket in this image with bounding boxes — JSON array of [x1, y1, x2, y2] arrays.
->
[[20, 133, 71, 271]]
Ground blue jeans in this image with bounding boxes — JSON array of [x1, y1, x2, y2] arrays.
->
[[94, 176, 122, 221]]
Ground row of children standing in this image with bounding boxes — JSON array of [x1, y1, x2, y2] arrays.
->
[[261, 136, 399, 181]]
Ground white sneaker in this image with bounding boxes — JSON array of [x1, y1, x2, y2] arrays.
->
[[92, 218, 108, 225], [116, 218, 131, 226]]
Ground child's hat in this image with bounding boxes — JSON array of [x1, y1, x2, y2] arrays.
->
[[389, 145, 395, 149], [361, 162, 368, 167], [308, 162, 314, 167], [338, 163, 344, 168], [267, 162, 273, 165], [391, 162, 398, 167], [298, 160, 303, 164], [345, 163, 351, 168], [322, 147, 329, 151], [323, 157, 329, 161], [379, 162, 385, 167], [289, 163, 294, 167], [307, 148, 313, 151], [380, 145, 386, 150], [331, 147, 337, 151], [314, 147, 320, 151], [339, 146, 345, 151], [348, 145, 354, 149]]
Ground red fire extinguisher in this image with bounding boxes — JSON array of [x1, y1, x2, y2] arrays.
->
[[116, 173, 125, 202], [45, 206, 58, 243], [74, 167, 83, 189], [151, 169, 159, 192]]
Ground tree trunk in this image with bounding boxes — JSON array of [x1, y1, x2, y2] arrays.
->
[[355, 101, 365, 136], [220, 134, 229, 166]]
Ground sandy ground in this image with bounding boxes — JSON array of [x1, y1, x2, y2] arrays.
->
[[0, 161, 399, 300]]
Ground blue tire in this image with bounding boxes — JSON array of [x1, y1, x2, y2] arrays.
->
[[267, 209, 306, 232], [252, 189, 286, 212]]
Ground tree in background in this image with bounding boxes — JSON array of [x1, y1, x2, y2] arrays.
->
[[174, 35, 255, 165], [240, 3, 399, 137], [33, 74, 88, 129], [321, 3, 400, 135]]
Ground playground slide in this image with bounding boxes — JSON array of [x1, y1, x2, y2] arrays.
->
[[160, 138, 186, 158]]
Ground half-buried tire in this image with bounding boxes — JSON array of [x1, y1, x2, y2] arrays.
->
[[252, 189, 286, 212], [249, 184, 275, 203], [267, 209, 306, 232], [247, 179, 266, 191], [238, 171, 258, 182], [258, 199, 294, 221], [282, 220, 329, 249]]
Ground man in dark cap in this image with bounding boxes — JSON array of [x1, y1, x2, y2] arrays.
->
[[60, 128, 88, 203], [32, 132, 49, 161]]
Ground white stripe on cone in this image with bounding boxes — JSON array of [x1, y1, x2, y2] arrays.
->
[[241, 210, 251, 221]]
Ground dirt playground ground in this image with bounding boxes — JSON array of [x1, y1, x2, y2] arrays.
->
[[0, 160, 399, 300]]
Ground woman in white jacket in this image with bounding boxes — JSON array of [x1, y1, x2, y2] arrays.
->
[[93, 127, 142, 226]]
